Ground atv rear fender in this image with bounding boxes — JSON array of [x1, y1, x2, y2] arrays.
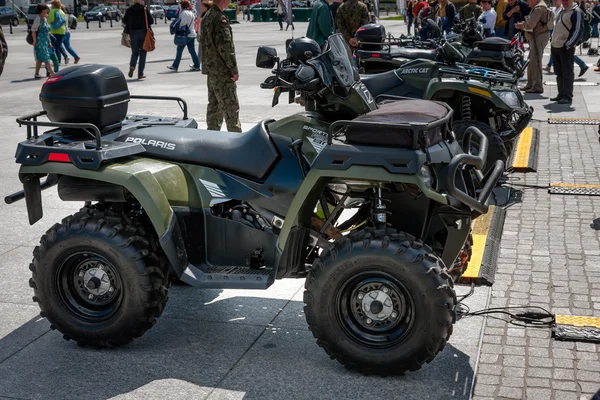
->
[[16, 158, 201, 277]]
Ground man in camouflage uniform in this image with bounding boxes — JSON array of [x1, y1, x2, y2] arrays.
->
[[460, 0, 483, 21], [201, 0, 242, 132], [336, 0, 369, 47], [0, 25, 6, 77]]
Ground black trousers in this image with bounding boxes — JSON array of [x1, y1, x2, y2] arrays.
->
[[551, 45, 575, 101]]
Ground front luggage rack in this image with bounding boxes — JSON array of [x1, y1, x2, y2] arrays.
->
[[439, 63, 517, 85], [327, 100, 454, 150]]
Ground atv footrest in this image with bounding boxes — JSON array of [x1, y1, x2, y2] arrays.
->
[[181, 264, 274, 289]]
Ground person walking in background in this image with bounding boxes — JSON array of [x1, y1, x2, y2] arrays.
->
[[167, 0, 200, 72], [406, 0, 415, 35], [32, 4, 54, 79], [276, 0, 285, 30], [479, 0, 497, 36], [201, 0, 241, 132], [460, 0, 482, 22], [503, 0, 531, 38], [543, 0, 589, 77], [435, 0, 456, 33], [515, 0, 552, 93], [123, 0, 153, 79], [60, 5, 80, 64], [331, 0, 343, 30], [550, 0, 584, 104], [48, 0, 67, 65], [592, 0, 599, 37], [306, 0, 334, 47], [336, 0, 369, 48], [495, 0, 509, 36], [196, 0, 211, 68]]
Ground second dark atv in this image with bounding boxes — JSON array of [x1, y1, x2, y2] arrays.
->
[[6, 35, 502, 376]]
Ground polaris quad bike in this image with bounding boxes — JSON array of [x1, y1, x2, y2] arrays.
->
[[356, 20, 526, 78], [6, 34, 503, 376]]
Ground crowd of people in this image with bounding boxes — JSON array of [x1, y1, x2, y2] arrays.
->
[[404, 0, 599, 103], [29, 0, 80, 79]]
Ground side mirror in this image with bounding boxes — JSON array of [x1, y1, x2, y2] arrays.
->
[[256, 46, 278, 69], [443, 42, 465, 63], [426, 18, 441, 34]]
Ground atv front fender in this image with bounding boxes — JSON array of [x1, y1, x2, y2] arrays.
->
[[425, 80, 516, 110], [18, 158, 200, 276]]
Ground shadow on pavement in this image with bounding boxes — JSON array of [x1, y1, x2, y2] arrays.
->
[[0, 290, 475, 400]]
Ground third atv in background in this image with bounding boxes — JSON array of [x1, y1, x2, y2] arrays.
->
[[355, 37, 532, 174]]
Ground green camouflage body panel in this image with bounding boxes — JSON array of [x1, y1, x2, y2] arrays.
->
[[19, 158, 204, 237], [277, 165, 448, 250], [336, 0, 369, 44]]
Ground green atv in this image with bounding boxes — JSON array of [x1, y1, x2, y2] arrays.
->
[[6, 35, 502, 375], [358, 42, 533, 172]]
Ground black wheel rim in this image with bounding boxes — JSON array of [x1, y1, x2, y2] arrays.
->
[[336, 271, 415, 349], [55, 251, 123, 322]]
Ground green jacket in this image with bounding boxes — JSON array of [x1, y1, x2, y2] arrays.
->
[[307, 0, 334, 47], [49, 8, 66, 35], [336, 0, 369, 44], [201, 5, 238, 77]]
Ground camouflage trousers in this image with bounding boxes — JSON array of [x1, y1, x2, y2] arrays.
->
[[206, 74, 242, 132]]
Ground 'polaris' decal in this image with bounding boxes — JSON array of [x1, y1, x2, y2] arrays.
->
[[124, 137, 176, 150], [303, 125, 327, 154], [399, 67, 430, 74], [199, 179, 226, 198]]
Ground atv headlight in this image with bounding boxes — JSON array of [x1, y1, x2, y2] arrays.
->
[[494, 90, 521, 108], [420, 165, 434, 189]]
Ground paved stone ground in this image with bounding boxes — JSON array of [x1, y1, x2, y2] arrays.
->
[[0, 16, 599, 400]]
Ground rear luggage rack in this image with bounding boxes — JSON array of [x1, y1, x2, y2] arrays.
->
[[14, 95, 190, 170], [15, 111, 145, 169]]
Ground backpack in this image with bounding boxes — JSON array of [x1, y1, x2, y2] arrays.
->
[[542, 7, 554, 30], [169, 17, 189, 36], [50, 9, 65, 30], [581, 9, 592, 42], [69, 15, 77, 30]]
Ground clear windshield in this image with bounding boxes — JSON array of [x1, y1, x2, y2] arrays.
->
[[308, 34, 357, 90]]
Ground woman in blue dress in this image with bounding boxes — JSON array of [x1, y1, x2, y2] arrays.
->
[[32, 4, 55, 79]]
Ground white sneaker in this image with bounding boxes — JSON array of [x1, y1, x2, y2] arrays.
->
[[65, 57, 70, 65]]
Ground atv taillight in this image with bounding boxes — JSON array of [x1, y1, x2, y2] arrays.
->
[[45, 76, 62, 85], [371, 53, 381, 58], [48, 153, 70, 163]]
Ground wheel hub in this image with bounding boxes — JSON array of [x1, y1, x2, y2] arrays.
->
[[361, 289, 395, 321], [83, 267, 112, 296]]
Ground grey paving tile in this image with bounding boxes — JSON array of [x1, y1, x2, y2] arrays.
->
[[0, 319, 263, 400], [0, 246, 36, 305], [209, 326, 477, 400], [164, 279, 303, 327], [0, 303, 49, 363]]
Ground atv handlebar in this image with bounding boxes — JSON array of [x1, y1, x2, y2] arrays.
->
[[446, 126, 504, 216]]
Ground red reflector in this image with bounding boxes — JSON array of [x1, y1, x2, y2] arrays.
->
[[48, 153, 70, 162], [371, 53, 381, 58], [44, 76, 62, 85]]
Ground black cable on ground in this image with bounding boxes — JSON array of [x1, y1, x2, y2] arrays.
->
[[456, 303, 555, 329]]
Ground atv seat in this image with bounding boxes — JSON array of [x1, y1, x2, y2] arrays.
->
[[389, 47, 437, 61], [361, 70, 405, 98], [121, 121, 278, 180]]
